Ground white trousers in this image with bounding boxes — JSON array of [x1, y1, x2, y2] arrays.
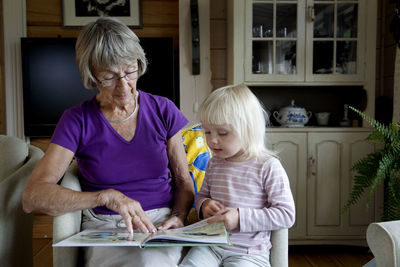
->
[[179, 246, 270, 267], [82, 207, 182, 267]]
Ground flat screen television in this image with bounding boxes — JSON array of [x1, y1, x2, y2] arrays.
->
[[21, 37, 178, 137]]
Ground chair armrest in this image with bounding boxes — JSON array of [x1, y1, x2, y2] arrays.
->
[[366, 220, 400, 267], [270, 228, 288, 267], [53, 161, 82, 267], [0, 145, 43, 267]]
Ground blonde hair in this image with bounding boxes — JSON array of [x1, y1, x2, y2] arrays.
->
[[75, 17, 147, 89], [199, 84, 273, 159]]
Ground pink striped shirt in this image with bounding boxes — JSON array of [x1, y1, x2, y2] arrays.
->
[[195, 154, 295, 255]]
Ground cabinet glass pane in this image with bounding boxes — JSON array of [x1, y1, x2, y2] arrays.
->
[[314, 4, 334, 38], [313, 41, 333, 74], [276, 41, 296, 74], [336, 41, 357, 74], [252, 41, 273, 74], [277, 4, 297, 38], [253, 4, 273, 38], [337, 4, 358, 38]]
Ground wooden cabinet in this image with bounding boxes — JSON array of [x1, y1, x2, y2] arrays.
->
[[227, 0, 377, 85], [244, 0, 307, 83], [304, 0, 366, 83], [266, 128, 381, 245], [266, 132, 308, 239]]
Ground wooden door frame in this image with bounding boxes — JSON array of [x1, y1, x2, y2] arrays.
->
[[2, 0, 26, 138]]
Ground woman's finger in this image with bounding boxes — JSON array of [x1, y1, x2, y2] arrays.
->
[[135, 213, 156, 233], [158, 216, 184, 231], [107, 191, 156, 233], [131, 214, 150, 233], [158, 218, 173, 231], [120, 212, 134, 234]]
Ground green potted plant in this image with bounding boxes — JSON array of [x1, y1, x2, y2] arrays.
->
[[343, 106, 400, 221]]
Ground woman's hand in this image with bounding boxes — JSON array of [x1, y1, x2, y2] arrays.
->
[[207, 207, 239, 231], [99, 189, 156, 234], [157, 214, 185, 231], [201, 199, 224, 218]]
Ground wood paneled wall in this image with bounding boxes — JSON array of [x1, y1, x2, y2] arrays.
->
[[25, 0, 178, 150], [381, 2, 396, 98], [210, 0, 227, 90], [376, 0, 396, 122], [27, 0, 179, 41]]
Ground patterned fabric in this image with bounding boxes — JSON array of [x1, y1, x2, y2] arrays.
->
[[181, 124, 211, 223]]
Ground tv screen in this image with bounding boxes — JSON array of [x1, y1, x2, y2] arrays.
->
[[21, 37, 177, 137]]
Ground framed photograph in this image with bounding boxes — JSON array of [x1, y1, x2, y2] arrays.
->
[[62, 0, 142, 27]]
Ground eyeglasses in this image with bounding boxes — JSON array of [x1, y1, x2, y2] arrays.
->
[[96, 70, 138, 87]]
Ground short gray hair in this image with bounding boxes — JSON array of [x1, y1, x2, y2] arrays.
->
[[199, 84, 273, 160], [75, 17, 147, 89]]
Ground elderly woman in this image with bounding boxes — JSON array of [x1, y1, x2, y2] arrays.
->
[[22, 17, 194, 266]]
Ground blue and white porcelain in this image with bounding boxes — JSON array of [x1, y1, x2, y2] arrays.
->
[[273, 100, 312, 127]]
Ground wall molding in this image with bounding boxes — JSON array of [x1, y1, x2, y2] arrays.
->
[[3, 0, 26, 138]]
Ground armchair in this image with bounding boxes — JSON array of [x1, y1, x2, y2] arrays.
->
[[0, 135, 44, 267], [365, 220, 400, 267], [53, 125, 289, 267], [54, 169, 288, 267], [53, 161, 82, 267]]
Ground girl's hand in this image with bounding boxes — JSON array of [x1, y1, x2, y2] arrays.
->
[[201, 199, 224, 218], [99, 189, 156, 234], [207, 207, 239, 231]]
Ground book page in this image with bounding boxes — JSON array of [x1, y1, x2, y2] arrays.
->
[[53, 228, 149, 247], [53, 216, 231, 247], [143, 220, 230, 247]]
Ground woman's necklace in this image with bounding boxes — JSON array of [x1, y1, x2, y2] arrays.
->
[[107, 91, 139, 124]]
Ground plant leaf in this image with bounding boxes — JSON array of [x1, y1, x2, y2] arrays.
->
[[343, 106, 400, 220]]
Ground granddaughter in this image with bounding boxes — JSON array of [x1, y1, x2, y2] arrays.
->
[[180, 84, 296, 267]]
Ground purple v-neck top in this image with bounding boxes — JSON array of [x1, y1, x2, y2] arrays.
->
[[51, 90, 188, 214]]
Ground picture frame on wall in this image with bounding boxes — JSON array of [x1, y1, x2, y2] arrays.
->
[[62, 0, 142, 27]]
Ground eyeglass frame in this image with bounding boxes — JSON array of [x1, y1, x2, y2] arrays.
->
[[94, 70, 139, 88]]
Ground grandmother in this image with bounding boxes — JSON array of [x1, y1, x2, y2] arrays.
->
[[22, 17, 194, 266]]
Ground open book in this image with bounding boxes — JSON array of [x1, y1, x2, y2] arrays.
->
[[53, 217, 231, 248]]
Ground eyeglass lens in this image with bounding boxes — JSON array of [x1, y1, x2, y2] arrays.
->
[[101, 71, 138, 87]]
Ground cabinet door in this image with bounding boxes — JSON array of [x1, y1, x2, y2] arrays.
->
[[305, 0, 365, 82], [307, 132, 376, 238], [266, 132, 307, 239], [244, 0, 306, 82]]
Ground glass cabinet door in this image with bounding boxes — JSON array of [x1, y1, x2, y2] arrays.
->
[[306, 0, 364, 82], [245, 0, 306, 82]]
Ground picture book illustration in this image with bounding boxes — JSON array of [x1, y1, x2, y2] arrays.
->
[[53, 216, 231, 248]]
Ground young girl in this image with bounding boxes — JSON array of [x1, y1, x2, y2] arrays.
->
[[179, 84, 295, 267]]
